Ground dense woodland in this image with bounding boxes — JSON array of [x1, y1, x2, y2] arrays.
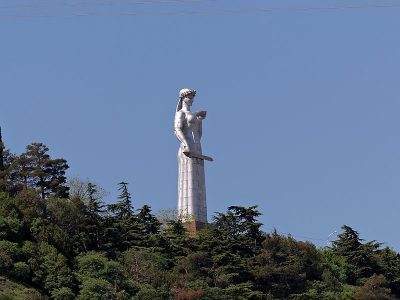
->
[[0, 136, 399, 300]]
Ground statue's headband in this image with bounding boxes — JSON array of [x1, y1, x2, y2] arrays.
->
[[179, 88, 196, 98]]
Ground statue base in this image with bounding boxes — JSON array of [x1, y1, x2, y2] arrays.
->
[[184, 220, 207, 236]]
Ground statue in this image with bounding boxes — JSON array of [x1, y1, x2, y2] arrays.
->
[[174, 88, 213, 232]]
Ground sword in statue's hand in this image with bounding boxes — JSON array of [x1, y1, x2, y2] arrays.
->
[[183, 151, 214, 162]]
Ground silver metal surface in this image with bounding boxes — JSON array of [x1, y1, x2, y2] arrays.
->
[[174, 89, 213, 224]]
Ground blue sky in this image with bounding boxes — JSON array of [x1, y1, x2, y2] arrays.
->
[[1, 0, 399, 249]]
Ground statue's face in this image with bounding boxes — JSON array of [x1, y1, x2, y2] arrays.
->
[[183, 96, 194, 106]]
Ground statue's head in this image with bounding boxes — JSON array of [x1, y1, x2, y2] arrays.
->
[[177, 88, 196, 111], [179, 88, 196, 100]]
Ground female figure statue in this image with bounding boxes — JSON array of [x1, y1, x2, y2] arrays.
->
[[174, 88, 212, 229]]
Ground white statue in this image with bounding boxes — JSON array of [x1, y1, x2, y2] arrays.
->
[[174, 88, 213, 229]]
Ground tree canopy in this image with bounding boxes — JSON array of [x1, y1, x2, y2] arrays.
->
[[0, 140, 399, 299]]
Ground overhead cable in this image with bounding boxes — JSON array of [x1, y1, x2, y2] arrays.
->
[[1, 2, 400, 19], [0, 0, 210, 10]]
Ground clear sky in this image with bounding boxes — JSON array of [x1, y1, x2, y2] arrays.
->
[[1, 0, 399, 249]]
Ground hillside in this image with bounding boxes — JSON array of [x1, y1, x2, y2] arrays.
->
[[0, 276, 46, 300], [0, 141, 399, 299]]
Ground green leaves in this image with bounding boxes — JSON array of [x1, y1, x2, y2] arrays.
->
[[252, 232, 321, 298], [331, 225, 382, 285], [122, 249, 168, 286], [0, 216, 23, 242], [23, 241, 73, 295], [212, 206, 264, 258], [76, 277, 116, 300], [0, 241, 23, 274], [6, 143, 69, 199], [75, 252, 137, 300], [0, 142, 399, 300], [224, 282, 264, 300]]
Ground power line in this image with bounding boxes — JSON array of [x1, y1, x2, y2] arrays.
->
[[264, 227, 339, 245], [0, 0, 209, 10], [0, 2, 400, 19], [265, 228, 328, 242]]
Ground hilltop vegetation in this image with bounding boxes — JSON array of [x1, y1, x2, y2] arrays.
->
[[0, 141, 399, 299]]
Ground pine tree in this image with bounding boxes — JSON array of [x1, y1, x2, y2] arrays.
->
[[252, 231, 322, 298], [377, 247, 400, 297], [86, 183, 104, 217], [212, 206, 264, 257], [8, 143, 69, 198], [106, 182, 141, 252], [137, 205, 161, 235], [108, 182, 133, 220], [332, 225, 381, 285], [84, 182, 105, 250]]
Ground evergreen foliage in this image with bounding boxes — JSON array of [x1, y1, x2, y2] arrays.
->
[[0, 140, 399, 299]]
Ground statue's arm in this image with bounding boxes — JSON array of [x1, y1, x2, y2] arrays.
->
[[199, 121, 202, 139], [196, 111, 206, 139], [174, 112, 190, 151]]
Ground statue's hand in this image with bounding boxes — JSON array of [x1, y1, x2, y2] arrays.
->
[[197, 111, 207, 119], [183, 144, 191, 153], [183, 145, 192, 158]]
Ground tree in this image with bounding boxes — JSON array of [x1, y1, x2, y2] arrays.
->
[[134, 205, 162, 249], [50, 287, 75, 300], [0, 127, 4, 172], [40, 197, 90, 257], [76, 277, 116, 300], [122, 249, 168, 287], [68, 178, 108, 251], [252, 231, 322, 298], [354, 274, 395, 300], [8, 153, 32, 192], [75, 252, 134, 299], [106, 182, 142, 251], [8, 143, 69, 199], [23, 241, 74, 297], [0, 147, 16, 195], [86, 183, 105, 216], [0, 214, 23, 243], [132, 284, 162, 300], [224, 282, 264, 300], [0, 240, 23, 275], [160, 219, 191, 263], [212, 206, 264, 258], [375, 247, 400, 297], [173, 252, 211, 285], [137, 205, 161, 235], [193, 206, 264, 290], [68, 177, 107, 208], [108, 182, 133, 220], [0, 128, 15, 194], [332, 225, 381, 285]]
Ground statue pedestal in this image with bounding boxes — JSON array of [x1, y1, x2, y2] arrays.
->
[[184, 220, 208, 236]]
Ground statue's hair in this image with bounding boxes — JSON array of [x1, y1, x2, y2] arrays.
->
[[179, 89, 196, 98], [176, 88, 196, 112], [176, 98, 183, 112]]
